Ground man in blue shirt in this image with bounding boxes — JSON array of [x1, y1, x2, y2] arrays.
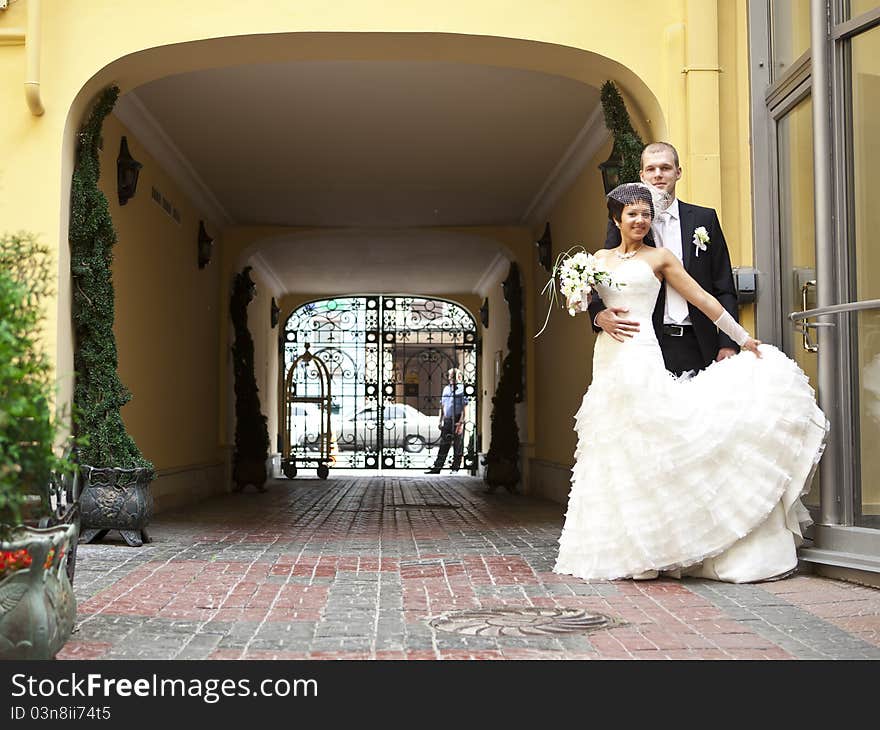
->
[[425, 367, 468, 474]]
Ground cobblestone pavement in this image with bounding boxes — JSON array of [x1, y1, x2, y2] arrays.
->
[[59, 475, 880, 660]]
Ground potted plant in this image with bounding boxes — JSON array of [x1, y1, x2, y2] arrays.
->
[[0, 232, 79, 659], [229, 266, 270, 492], [70, 86, 154, 547]]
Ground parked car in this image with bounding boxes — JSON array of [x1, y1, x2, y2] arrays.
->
[[287, 403, 328, 449], [336, 403, 441, 452]]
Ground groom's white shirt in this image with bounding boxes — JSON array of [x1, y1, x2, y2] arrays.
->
[[652, 198, 691, 325]]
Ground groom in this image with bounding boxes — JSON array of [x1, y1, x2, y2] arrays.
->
[[588, 142, 740, 376]]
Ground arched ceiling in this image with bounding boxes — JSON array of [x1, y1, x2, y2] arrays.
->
[[249, 230, 509, 295], [117, 59, 608, 292]]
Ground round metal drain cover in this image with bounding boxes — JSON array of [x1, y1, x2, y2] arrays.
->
[[429, 608, 620, 637]]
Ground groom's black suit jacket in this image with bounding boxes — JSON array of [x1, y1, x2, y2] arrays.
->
[[587, 200, 740, 367]]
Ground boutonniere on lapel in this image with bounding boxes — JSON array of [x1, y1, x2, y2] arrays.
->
[[692, 226, 710, 257]]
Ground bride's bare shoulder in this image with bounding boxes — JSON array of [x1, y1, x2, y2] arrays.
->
[[593, 248, 611, 259]]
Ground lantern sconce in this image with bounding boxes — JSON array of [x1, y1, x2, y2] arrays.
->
[[271, 297, 280, 328], [536, 222, 553, 272], [116, 136, 142, 206], [197, 220, 213, 269], [479, 298, 489, 328], [598, 147, 622, 194]]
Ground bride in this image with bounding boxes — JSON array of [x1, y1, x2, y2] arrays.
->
[[553, 183, 828, 583]]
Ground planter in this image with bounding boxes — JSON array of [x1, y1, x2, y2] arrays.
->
[[483, 455, 520, 493], [0, 523, 78, 659], [233, 457, 268, 493], [79, 466, 154, 547]]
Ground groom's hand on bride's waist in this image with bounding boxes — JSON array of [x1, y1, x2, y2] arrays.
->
[[594, 307, 640, 342]]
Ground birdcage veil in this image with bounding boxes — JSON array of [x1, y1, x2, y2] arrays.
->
[[606, 183, 656, 219]]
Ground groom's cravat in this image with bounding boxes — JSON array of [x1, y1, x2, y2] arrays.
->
[[653, 203, 691, 325]]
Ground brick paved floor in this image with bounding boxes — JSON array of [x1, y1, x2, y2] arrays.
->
[[58, 475, 880, 660]]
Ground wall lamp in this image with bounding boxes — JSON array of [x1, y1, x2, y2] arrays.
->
[[536, 222, 553, 272], [197, 220, 213, 269], [117, 136, 142, 206], [598, 149, 622, 194]]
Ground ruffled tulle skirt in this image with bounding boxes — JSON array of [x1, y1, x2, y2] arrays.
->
[[553, 336, 828, 583]]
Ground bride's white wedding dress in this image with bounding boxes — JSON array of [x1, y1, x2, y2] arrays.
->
[[553, 257, 829, 583]]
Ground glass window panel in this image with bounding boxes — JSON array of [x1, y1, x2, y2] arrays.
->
[[847, 1, 880, 22], [770, 0, 811, 80], [851, 26, 880, 302], [850, 26, 880, 525], [777, 96, 820, 507], [857, 310, 880, 526]]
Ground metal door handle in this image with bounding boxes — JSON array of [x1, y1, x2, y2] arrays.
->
[[801, 280, 818, 352]]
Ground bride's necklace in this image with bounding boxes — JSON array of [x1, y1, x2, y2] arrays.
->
[[614, 244, 643, 260]]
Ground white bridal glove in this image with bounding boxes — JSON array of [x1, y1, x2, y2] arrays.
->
[[714, 310, 750, 347]]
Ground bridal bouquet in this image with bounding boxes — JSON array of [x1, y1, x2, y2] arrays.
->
[[536, 246, 620, 337]]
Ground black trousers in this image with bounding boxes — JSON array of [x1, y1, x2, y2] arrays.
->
[[660, 326, 710, 377], [432, 416, 463, 470]]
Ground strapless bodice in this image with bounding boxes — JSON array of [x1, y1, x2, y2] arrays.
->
[[596, 257, 661, 320]]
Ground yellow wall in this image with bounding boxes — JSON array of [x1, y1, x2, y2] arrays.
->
[[96, 114, 223, 473]]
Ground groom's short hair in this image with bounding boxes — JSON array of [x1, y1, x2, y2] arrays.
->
[[641, 142, 680, 168]]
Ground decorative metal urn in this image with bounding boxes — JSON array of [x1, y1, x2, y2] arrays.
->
[[78, 466, 154, 547], [0, 523, 78, 659]]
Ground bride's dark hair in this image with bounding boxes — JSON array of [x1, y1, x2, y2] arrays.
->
[[606, 183, 655, 222]]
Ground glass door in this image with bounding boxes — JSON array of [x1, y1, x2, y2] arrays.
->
[[750, 0, 880, 568], [775, 94, 821, 509]]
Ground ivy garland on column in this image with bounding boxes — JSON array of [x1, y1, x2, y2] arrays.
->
[[600, 80, 645, 185], [70, 85, 152, 472], [229, 266, 269, 492], [483, 262, 524, 493]]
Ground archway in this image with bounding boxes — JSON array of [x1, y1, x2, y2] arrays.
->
[[53, 29, 666, 508]]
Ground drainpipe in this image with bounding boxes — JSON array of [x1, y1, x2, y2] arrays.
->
[[24, 0, 43, 116], [0, 0, 43, 115], [682, 0, 723, 211]]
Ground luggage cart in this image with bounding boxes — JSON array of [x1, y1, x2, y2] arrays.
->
[[282, 343, 333, 479]]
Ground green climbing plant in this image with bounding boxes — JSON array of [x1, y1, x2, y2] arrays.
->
[[600, 80, 645, 185], [229, 267, 269, 491], [69, 86, 151, 471]]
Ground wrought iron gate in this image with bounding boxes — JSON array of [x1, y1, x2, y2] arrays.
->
[[282, 296, 478, 472]]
